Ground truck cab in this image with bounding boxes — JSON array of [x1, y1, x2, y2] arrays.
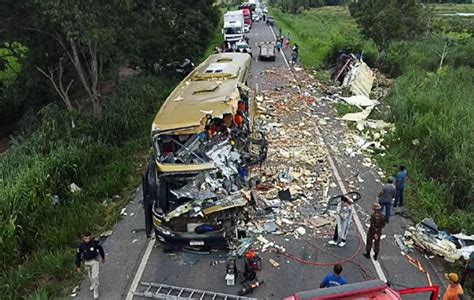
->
[[223, 11, 245, 42], [241, 8, 252, 28]]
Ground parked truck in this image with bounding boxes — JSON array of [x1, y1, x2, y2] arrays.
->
[[223, 11, 244, 43], [239, 6, 253, 29]]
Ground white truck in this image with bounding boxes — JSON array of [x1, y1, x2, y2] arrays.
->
[[223, 11, 244, 43]]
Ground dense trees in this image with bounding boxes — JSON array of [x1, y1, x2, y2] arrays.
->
[[0, 0, 219, 122], [349, 0, 431, 56]]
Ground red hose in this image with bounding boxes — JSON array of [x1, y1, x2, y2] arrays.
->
[[271, 221, 375, 280]]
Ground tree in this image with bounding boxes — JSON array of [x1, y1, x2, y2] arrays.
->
[[349, 0, 431, 57], [0, 0, 132, 119], [0, 0, 220, 123]]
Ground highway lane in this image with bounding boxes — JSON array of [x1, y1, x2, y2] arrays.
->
[[75, 16, 446, 300], [132, 20, 380, 299]]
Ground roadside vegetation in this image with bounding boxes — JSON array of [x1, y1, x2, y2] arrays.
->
[[271, 3, 474, 235], [271, 7, 376, 68], [0, 1, 222, 298]]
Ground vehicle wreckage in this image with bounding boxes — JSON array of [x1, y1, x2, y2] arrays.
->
[[143, 53, 267, 250]]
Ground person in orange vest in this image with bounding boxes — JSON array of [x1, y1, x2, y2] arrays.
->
[[443, 272, 463, 300]]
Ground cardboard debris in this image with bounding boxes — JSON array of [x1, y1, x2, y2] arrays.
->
[[69, 182, 82, 193], [342, 61, 374, 98], [295, 227, 306, 235], [269, 258, 280, 267], [339, 95, 379, 108], [341, 106, 374, 121]]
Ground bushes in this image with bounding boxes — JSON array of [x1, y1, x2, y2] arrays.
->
[[383, 68, 474, 232], [0, 75, 174, 298], [271, 6, 474, 234], [271, 7, 376, 68]]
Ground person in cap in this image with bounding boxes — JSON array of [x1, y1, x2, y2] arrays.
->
[[328, 196, 354, 247], [363, 203, 386, 260], [378, 177, 396, 223], [76, 231, 105, 299], [443, 272, 463, 300]]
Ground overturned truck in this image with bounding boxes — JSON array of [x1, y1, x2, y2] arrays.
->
[[143, 53, 267, 250]]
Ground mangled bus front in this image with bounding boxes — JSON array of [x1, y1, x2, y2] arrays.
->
[[143, 53, 266, 249]]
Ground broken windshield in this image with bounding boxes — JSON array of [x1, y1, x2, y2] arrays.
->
[[154, 133, 210, 164]]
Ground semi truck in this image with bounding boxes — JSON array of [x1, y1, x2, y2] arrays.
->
[[238, 4, 253, 28], [223, 10, 244, 42]]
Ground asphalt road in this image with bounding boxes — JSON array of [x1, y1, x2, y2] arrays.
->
[[75, 20, 447, 300]]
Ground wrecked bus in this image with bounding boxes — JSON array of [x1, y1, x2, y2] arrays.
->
[[143, 53, 266, 250]]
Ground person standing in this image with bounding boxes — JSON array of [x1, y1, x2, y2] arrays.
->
[[363, 203, 386, 260], [394, 165, 407, 208], [76, 231, 105, 299], [443, 273, 464, 300], [378, 177, 396, 223], [328, 196, 353, 247], [319, 264, 348, 288], [460, 251, 474, 286], [276, 39, 282, 52]]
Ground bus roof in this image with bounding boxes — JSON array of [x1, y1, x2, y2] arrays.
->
[[152, 53, 251, 134]]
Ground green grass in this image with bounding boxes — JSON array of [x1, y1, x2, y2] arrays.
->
[[379, 68, 474, 232], [271, 4, 474, 249], [0, 76, 175, 299], [271, 6, 376, 68], [432, 3, 474, 14]]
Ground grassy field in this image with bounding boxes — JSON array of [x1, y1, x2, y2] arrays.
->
[[271, 7, 376, 68], [0, 76, 175, 299], [272, 3, 474, 247], [432, 3, 474, 14], [0, 7, 226, 297]]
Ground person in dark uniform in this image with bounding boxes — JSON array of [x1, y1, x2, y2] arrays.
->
[[76, 231, 105, 299], [363, 203, 386, 260]]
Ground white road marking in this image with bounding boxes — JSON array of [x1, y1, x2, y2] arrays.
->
[[125, 238, 155, 300], [319, 135, 387, 282], [267, 21, 387, 282], [125, 24, 387, 297]]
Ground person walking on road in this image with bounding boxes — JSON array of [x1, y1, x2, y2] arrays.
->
[[378, 177, 396, 223], [443, 272, 463, 300], [319, 264, 348, 288], [394, 165, 407, 208], [460, 251, 474, 286], [290, 50, 298, 66], [328, 196, 353, 247], [363, 203, 386, 261], [76, 231, 105, 299], [276, 38, 282, 52]]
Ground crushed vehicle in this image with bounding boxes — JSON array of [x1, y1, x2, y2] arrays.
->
[[161, 58, 194, 79], [258, 42, 276, 61], [143, 53, 267, 251], [404, 218, 474, 263]]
